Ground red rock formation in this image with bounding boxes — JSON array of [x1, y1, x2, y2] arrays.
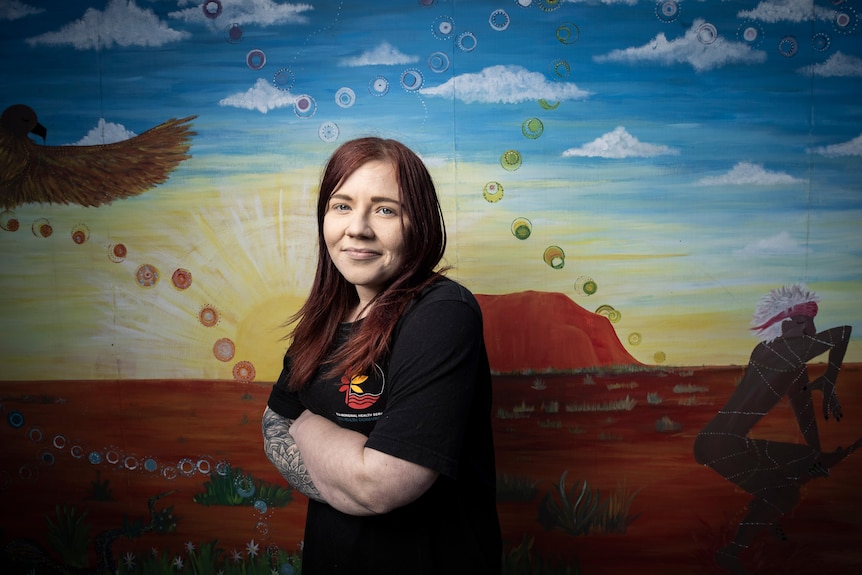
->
[[475, 291, 641, 373]]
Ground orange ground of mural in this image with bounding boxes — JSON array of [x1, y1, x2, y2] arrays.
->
[[1, 365, 861, 574]]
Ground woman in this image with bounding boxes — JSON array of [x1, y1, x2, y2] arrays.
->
[[262, 137, 502, 574], [694, 284, 858, 575]]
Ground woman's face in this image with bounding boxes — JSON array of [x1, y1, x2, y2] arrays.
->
[[782, 314, 816, 338], [323, 160, 408, 305]]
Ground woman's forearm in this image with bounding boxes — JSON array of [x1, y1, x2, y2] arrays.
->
[[261, 406, 325, 502], [289, 409, 438, 516]]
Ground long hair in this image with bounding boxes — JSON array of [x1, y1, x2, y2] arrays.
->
[[285, 137, 448, 390]]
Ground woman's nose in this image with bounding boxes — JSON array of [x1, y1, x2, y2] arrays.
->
[[345, 212, 372, 237]]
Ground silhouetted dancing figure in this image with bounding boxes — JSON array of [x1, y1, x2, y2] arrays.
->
[[694, 285, 859, 575]]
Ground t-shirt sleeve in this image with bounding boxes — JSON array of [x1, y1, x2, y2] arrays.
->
[[267, 354, 306, 419], [364, 285, 486, 479]]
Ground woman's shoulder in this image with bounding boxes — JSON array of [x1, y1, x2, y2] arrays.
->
[[416, 275, 479, 307]]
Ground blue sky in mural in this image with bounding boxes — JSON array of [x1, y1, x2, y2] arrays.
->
[[1, 0, 861, 375]]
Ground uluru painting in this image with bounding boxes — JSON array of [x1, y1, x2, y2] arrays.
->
[[2, 0, 861, 574]]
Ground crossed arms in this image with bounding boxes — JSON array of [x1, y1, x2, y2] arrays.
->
[[262, 406, 438, 516]]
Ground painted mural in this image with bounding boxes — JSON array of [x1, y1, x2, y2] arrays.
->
[[1, 1, 861, 573]]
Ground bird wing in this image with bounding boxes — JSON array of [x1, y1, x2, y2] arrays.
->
[[0, 116, 197, 209]]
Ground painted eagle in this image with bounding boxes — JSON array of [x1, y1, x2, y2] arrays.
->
[[0, 104, 197, 209]]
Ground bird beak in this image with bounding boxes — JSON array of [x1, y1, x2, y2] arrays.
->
[[31, 122, 47, 142]]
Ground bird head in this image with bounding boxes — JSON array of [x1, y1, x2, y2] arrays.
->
[[1, 104, 47, 141]]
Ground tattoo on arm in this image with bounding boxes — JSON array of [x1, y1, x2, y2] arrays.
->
[[262, 406, 325, 502]]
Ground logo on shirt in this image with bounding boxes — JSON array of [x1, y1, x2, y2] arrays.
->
[[339, 364, 384, 410]]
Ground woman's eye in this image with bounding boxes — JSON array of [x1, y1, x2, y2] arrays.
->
[[378, 206, 395, 215]]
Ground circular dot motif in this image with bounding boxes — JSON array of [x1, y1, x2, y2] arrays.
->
[[556, 23, 580, 44], [369, 76, 390, 97], [0, 210, 19, 232], [656, 1, 679, 23], [203, 0, 222, 19], [400, 68, 424, 92], [108, 243, 127, 263], [319, 121, 339, 143], [654, 351, 667, 364], [811, 32, 830, 51], [539, 0, 561, 12], [199, 304, 219, 327], [834, 8, 858, 34], [549, 59, 571, 80], [224, 23, 243, 43], [246, 49, 266, 70], [522, 117, 544, 139], [543, 246, 565, 269], [511, 218, 532, 240], [483, 181, 504, 203], [7, 410, 24, 429], [778, 35, 798, 57], [595, 304, 621, 323], [273, 68, 295, 91], [432, 16, 455, 40], [456, 32, 477, 52], [576, 276, 599, 296], [32, 218, 52, 238], [293, 95, 317, 119], [335, 87, 356, 108], [539, 99, 560, 110], [233, 360, 256, 383], [428, 51, 450, 73], [171, 268, 192, 290], [213, 338, 236, 362], [501, 149, 523, 171], [135, 264, 160, 288], [696, 22, 718, 44], [627, 332, 642, 346], [489, 9, 510, 31], [71, 224, 90, 245]]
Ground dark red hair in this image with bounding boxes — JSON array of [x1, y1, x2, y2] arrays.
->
[[285, 137, 447, 390]]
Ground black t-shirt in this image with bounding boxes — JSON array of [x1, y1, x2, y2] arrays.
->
[[267, 277, 502, 574]]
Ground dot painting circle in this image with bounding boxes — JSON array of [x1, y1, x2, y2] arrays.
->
[[107, 243, 127, 263], [71, 223, 90, 244], [31, 218, 52, 238], [556, 23, 580, 44], [432, 16, 455, 40], [778, 35, 798, 57], [522, 117, 544, 139], [213, 338, 236, 362], [489, 9, 510, 31], [202, 0, 222, 19], [511, 218, 532, 240], [318, 121, 339, 143], [199, 304, 219, 327], [246, 49, 266, 70], [696, 22, 718, 45], [457, 32, 477, 52], [135, 264, 159, 288], [224, 23, 243, 44], [483, 181, 504, 202], [335, 87, 356, 108], [369, 76, 390, 97], [272, 67, 295, 91], [293, 95, 317, 118], [428, 51, 450, 73], [233, 360, 256, 383], [0, 210, 19, 232], [576, 276, 598, 296], [656, 1, 679, 23], [400, 68, 424, 91], [171, 268, 192, 290], [543, 245, 565, 269], [501, 149, 523, 171]]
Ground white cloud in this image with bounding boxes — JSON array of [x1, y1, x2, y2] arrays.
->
[[738, 0, 833, 23], [339, 42, 418, 67], [594, 18, 767, 72], [66, 119, 137, 145], [798, 52, 862, 77], [561, 126, 678, 159], [734, 232, 806, 256], [0, 0, 43, 21], [170, 0, 312, 26], [26, 0, 189, 50], [419, 65, 590, 104], [696, 162, 801, 186], [808, 133, 862, 157], [219, 78, 299, 113]]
